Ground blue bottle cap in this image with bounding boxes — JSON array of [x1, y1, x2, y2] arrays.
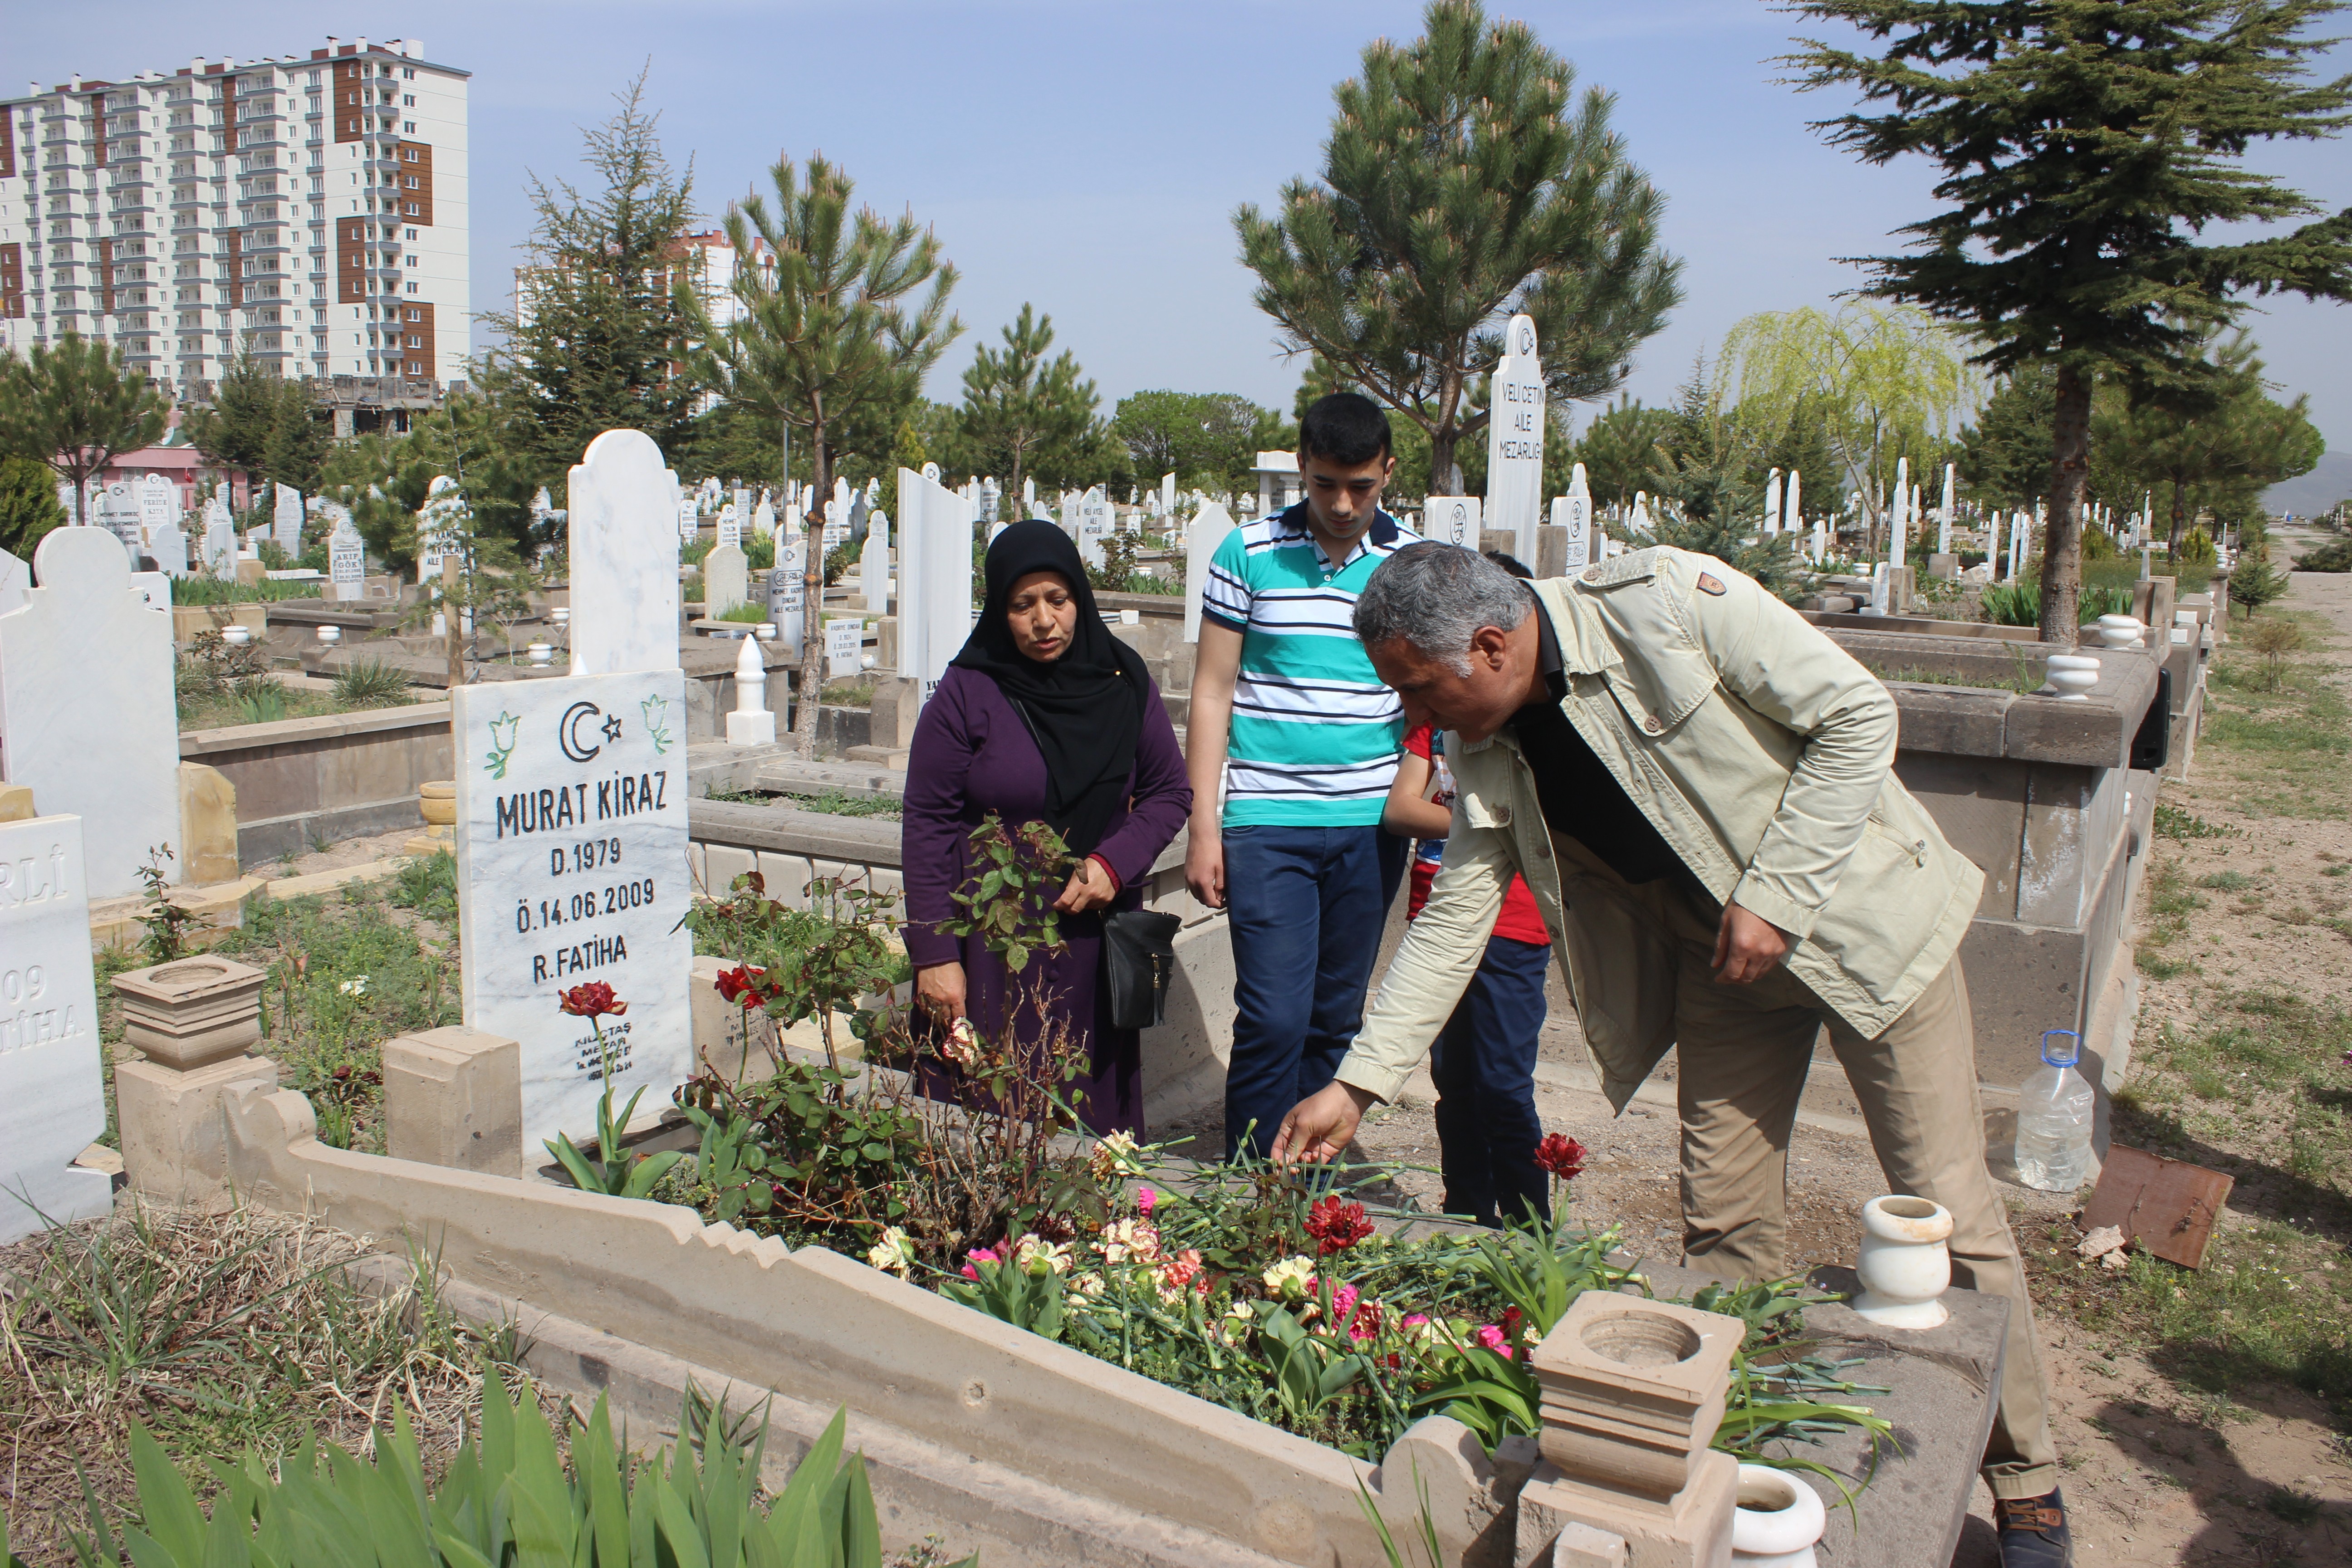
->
[[2041, 1029, 2081, 1068]]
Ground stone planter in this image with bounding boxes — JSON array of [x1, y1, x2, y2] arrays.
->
[[408, 779, 456, 857], [112, 955, 267, 1069]]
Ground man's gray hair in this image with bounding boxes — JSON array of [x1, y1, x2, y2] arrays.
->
[[1353, 542, 1533, 675]]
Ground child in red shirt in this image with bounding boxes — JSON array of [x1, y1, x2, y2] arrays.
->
[[1385, 710, 1555, 1227]]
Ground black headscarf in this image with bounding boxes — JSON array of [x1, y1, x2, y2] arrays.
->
[[950, 519, 1151, 858]]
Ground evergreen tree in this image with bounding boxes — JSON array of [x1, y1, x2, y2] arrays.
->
[[0, 453, 68, 558], [958, 305, 1093, 503], [0, 333, 169, 524], [891, 417, 927, 477], [183, 344, 284, 480], [2229, 524, 2290, 613], [1788, 0, 2352, 642], [1235, 0, 1682, 492], [685, 149, 959, 757], [1957, 366, 2058, 512], [1638, 371, 1803, 601], [478, 73, 701, 478], [260, 377, 332, 500], [1570, 394, 1676, 505], [1112, 391, 1268, 496]]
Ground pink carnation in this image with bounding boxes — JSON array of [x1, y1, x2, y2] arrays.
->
[[1136, 1187, 1157, 1216], [1475, 1323, 1513, 1359], [962, 1245, 1000, 1281], [1332, 1283, 1360, 1320]]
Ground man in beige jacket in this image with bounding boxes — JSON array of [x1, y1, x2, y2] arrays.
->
[[1273, 542, 2072, 1566]]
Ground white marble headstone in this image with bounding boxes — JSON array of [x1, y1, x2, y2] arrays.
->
[[716, 503, 742, 551], [141, 474, 176, 538], [677, 499, 700, 545], [0, 530, 181, 898], [1484, 314, 1546, 565], [568, 430, 684, 680], [704, 542, 749, 617], [0, 547, 27, 617], [767, 555, 805, 661], [328, 516, 367, 602], [895, 466, 975, 706], [1077, 486, 1111, 569], [452, 669, 694, 1160], [1182, 500, 1238, 644], [98, 479, 144, 564], [0, 814, 112, 1244], [825, 617, 862, 681], [1426, 496, 1480, 549], [859, 509, 891, 613], [273, 483, 304, 554], [148, 519, 190, 578], [1554, 462, 1592, 575], [753, 494, 776, 539]]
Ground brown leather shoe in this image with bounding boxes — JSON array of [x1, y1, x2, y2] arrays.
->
[[1994, 1488, 2073, 1567]]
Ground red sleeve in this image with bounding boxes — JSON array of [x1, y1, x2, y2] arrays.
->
[[1402, 722, 1434, 761]]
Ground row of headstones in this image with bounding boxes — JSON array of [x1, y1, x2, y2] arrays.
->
[[75, 476, 371, 602]]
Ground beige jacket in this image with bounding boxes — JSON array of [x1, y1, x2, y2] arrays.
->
[[1336, 547, 1983, 1109]]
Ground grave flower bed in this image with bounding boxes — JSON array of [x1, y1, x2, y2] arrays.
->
[[625, 819, 1894, 1474]]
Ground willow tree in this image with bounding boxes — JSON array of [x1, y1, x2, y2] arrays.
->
[[1787, 0, 2352, 642], [1235, 0, 1682, 494], [1715, 304, 1975, 552], [687, 152, 960, 756]]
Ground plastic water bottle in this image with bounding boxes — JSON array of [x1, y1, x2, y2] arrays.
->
[[2015, 1029, 2096, 1192]]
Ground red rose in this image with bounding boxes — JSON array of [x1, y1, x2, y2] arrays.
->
[[558, 981, 626, 1020], [1303, 1196, 1376, 1255], [1534, 1133, 1588, 1181], [715, 965, 770, 1009]]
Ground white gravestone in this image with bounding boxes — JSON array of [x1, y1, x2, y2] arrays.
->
[[201, 495, 237, 581], [1785, 470, 1802, 543], [0, 530, 181, 897], [452, 668, 694, 1161], [1888, 456, 1910, 565], [825, 617, 863, 681], [705, 542, 749, 617], [57, 480, 77, 526], [753, 494, 776, 539], [895, 466, 975, 707], [328, 516, 367, 602], [1182, 500, 1238, 644], [1938, 464, 1956, 557], [860, 509, 891, 612], [149, 518, 190, 578], [921, 462, 941, 484], [568, 430, 684, 680], [1484, 314, 1547, 565], [98, 480, 144, 565], [0, 547, 28, 617], [140, 474, 176, 539], [273, 483, 304, 554], [678, 499, 700, 545], [1426, 496, 1480, 549], [767, 556, 805, 661], [0, 814, 112, 1244], [826, 480, 851, 557], [1554, 462, 1592, 575], [129, 572, 172, 612], [1762, 468, 1783, 535], [1077, 486, 1111, 570], [717, 503, 742, 550]]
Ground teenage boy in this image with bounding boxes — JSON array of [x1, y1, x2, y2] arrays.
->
[[1382, 550, 1552, 1226], [1187, 392, 1419, 1159]]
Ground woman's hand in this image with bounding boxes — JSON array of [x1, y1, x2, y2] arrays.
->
[[915, 961, 966, 1024], [1054, 856, 1119, 914]]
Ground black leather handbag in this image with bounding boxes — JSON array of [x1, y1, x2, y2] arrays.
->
[[1101, 909, 1182, 1030]]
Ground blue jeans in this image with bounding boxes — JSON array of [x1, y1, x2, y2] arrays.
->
[[1222, 823, 1406, 1160], [1430, 932, 1552, 1226]]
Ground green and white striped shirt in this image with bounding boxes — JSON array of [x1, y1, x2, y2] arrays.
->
[[1200, 504, 1420, 826]]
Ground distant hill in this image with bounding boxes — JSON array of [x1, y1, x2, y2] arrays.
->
[[2266, 449, 2351, 518]]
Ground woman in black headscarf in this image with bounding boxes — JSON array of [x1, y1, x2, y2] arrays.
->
[[900, 520, 1191, 1135]]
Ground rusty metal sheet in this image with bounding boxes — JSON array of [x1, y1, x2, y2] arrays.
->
[[2080, 1145, 2234, 1269]]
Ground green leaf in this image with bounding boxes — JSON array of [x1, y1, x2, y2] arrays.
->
[[127, 1426, 206, 1568]]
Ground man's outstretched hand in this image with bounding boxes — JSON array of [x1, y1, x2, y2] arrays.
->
[[1272, 1082, 1381, 1165]]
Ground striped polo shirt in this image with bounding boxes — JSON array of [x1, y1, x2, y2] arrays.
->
[[1200, 503, 1420, 826]]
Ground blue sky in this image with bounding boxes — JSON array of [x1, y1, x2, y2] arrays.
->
[[42, 1, 2352, 459]]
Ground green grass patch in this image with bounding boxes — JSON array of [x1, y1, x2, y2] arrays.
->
[[2197, 871, 2256, 892], [169, 576, 326, 604], [2154, 802, 2240, 840]]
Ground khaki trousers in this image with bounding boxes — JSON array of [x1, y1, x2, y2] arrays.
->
[[1554, 833, 2058, 1499]]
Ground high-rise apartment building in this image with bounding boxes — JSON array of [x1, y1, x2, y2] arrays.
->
[[0, 35, 468, 397]]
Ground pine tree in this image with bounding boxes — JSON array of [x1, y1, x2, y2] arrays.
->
[[184, 344, 284, 484], [260, 377, 332, 500], [685, 150, 959, 756], [1569, 394, 1678, 506], [1957, 367, 2059, 512], [1787, 0, 2352, 642], [1235, 0, 1682, 493], [478, 73, 701, 479], [0, 453, 67, 558], [0, 333, 169, 524], [958, 305, 1093, 504]]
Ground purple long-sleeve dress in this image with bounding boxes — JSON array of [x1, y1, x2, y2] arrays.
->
[[900, 665, 1192, 1136]]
